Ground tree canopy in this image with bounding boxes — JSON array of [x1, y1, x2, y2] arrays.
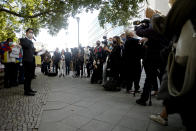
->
[[0, 0, 144, 42]]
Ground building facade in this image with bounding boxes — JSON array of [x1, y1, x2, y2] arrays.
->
[[87, 16, 125, 46], [87, 0, 170, 46]]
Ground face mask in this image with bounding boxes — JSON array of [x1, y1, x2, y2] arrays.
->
[[113, 40, 117, 44], [122, 38, 126, 42], [27, 33, 33, 39], [108, 41, 113, 45], [9, 42, 13, 46], [109, 46, 113, 50]]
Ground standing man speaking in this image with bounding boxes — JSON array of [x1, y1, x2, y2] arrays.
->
[[20, 28, 37, 96]]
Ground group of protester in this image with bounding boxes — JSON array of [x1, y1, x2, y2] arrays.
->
[[0, 0, 195, 130], [40, 46, 91, 78], [41, 48, 72, 77], [0, 28, 37, 96]]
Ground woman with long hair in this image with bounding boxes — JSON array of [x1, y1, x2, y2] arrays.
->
[[109, 36, 122, 84]]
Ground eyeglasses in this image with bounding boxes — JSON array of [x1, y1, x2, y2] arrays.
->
[[29, 31, 33, 33]]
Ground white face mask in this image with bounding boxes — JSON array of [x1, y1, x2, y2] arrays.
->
[[27, 33, 33, 39], [108, 41, 113, 45], [9, 42, 13, 46]]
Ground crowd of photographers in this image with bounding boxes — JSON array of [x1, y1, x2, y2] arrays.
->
[[34, 1, 196, 129], [41, 1, 195, 130]]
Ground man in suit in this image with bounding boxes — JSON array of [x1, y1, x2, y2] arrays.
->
[[20, 28, 37, 96], [122, 31, 142, 94]]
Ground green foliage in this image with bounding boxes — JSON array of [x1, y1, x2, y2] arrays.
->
[[98, 0, 144, 27], [0, 0, 144, 42], [0, 12, 18, 42]]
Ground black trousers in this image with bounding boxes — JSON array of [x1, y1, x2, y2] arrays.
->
[[43, 62, 50, 75], [140, 63, 158, 102], [53, 62, 59, 74], [65, 61, 70, 75], [125, 63, 142, 92], [18, 63, 24, 83], [32, 57, 36, 77], [91, 65, 103, 83], [86, 62, 91, 77], [4, 63, 11, 87], [95, 63, 103, 81], [23, 61, 34, 92], [4, 63, 18, 87], [76, 62, 84, 77]]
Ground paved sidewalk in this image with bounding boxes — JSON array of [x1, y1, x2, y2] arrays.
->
[[0, 69, 185, 131], [38, 74, 185, 131], [0, 71, 49, 131]]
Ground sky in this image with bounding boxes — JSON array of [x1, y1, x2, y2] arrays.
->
[[36, 11, 99, 51]]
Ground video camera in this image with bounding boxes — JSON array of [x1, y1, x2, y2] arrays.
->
[[102, 36, 108, 46], [133, 19, 150, 25], [133, 19, 151, 31]]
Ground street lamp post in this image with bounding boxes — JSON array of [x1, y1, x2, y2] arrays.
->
[[76, 17, 80, 47]]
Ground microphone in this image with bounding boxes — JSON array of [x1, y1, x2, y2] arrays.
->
[[33, 37, 36, 41]]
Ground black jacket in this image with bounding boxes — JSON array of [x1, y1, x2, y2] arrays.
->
[[20, 38, 34, 63], [65, 52, 72, 62], [135, 24, 162, 66], [53, 51, 61, 64], [123, 37, 142, 67], [110, 45, 121, 71]]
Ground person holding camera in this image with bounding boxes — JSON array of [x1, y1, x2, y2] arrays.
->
[[122, 31, 142, 94], [91, 41, 104, 84], [86, 47, 94, 78], [42, 51, 51, 75], [134, 18, 164, 105]]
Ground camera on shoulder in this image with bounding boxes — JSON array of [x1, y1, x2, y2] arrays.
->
[[102, 36, 108, 46]]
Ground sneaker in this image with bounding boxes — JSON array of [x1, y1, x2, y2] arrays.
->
[[29, 90, 37, 93], [150, 114, 168, 126]]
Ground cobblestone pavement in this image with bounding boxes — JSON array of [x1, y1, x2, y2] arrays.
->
[[0, 70, 49, 131]]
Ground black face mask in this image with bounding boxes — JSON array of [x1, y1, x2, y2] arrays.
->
[[113, 41, 117, 46]]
